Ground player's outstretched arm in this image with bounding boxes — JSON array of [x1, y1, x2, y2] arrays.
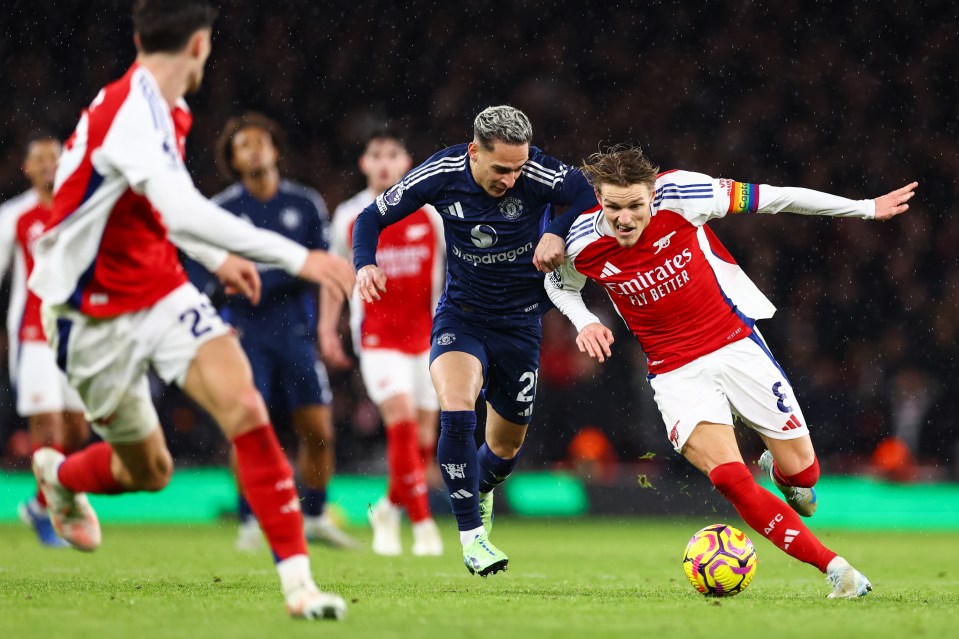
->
[[298, 250, 356, 303], [356, 265, 387, 303], [873, 182, 919, 220], [215, 254, 262, 305], [577, 323, 615, 363]]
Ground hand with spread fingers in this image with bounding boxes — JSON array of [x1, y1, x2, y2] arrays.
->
[[873, 181, 918, 220], [576, 322, 615, 363]]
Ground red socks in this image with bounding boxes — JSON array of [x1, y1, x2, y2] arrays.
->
[[57, 442, 124, 495], [386, 420, 431, 523], [709, 462, 836, 572], [233, 425, 307, 561], [773, 457, 820, 488]]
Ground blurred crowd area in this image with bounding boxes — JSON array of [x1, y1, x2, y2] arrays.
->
[[0, 1, 956, 479]]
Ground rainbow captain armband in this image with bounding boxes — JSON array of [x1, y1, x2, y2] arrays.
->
[[725, 181, 759, 214]]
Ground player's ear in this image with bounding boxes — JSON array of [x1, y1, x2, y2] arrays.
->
[[187, 29, 208, 60], [133, 33, 142, 52], [594, 188, 602, 205], [467, 141, 479, 162]]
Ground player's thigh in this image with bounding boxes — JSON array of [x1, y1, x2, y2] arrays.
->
[[181, 334, 269, 437], [717, 336, 812, 451], [429, 317, 487, 410], [483, 321, 542, 426], [647, 353, 734, 453], [682, 421, 744, 475]]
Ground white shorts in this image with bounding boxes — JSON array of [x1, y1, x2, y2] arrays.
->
[[649, 334, 809, 453], [359, 349, 438, 410], [43, 283, 230, 444], [15, 340, 85, 416]]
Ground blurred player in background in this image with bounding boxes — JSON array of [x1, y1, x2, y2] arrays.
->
[[0, 134, 89, 547], [29, 0, 355, 620], [321, 131, 444, 557], [352, 106, 598, 576], [546, 145, 918, 598], [209, 112, 358, 551]]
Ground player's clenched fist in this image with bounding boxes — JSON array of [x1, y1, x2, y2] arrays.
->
[[298, 250, 356, 301], [356, 265, 387, 303]]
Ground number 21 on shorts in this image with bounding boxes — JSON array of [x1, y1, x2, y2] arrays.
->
[[516, 369, 539, 403]]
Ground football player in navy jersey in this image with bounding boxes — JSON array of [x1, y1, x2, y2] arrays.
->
[[352, 105, 598, 576], [210, 112, 358, 551]]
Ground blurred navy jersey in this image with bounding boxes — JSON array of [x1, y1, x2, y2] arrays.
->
[[207, 179, 329, 341], [352, 144, 598, 326]]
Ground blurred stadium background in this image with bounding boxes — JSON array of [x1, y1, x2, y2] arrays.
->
[[1, 1, 956, 526]]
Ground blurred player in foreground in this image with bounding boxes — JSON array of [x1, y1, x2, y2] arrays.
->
[[322, 131, 444, 557], [352, 106, 598, 576], [0, 135, 89, 547], [28, 0, 354, 620], [546, 145, 918, 598], [210, 112, 358, 551]]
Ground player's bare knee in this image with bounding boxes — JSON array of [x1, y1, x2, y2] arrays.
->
[[221, 387, 269, 437]]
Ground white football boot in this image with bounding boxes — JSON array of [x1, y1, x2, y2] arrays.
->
[[826, 556, 873, 598], [368, 498, 402, 556], [235, 517, 264, 553], [31, 448, 101, 552], [278, 555, 347, 620], [411, 518, 444, 556]]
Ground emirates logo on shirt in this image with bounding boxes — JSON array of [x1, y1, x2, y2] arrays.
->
[[601, 248, 693, 308]]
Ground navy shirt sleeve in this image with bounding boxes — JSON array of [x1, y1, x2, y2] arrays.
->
[[522, 150, 598, 238], [352, 150, 448, 269]]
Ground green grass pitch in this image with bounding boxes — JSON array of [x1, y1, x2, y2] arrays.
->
[[2, 518, 957, 639]]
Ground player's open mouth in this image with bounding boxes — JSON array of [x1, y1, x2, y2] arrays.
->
[[615, 224, 634, 235]]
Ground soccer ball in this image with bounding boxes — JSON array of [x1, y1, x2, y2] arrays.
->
[[682, 523, 758, 596]]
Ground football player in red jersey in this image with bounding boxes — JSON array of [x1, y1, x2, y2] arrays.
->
[[322, 131, 445, 557], [29, 0, 353, 620], [547, 145, 916, 598]]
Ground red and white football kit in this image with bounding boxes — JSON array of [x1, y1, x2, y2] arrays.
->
[[547, 170, 875, 452], [29, 63, 311, 434], [330, 188, 443, 408], [331, 188, 444, 524], [30, 63, 325, 566], [0, 191, 84, 416]]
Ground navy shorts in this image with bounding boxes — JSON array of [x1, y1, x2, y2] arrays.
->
[[429, 306, 542, 425], [243, 336, 332, 414]]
